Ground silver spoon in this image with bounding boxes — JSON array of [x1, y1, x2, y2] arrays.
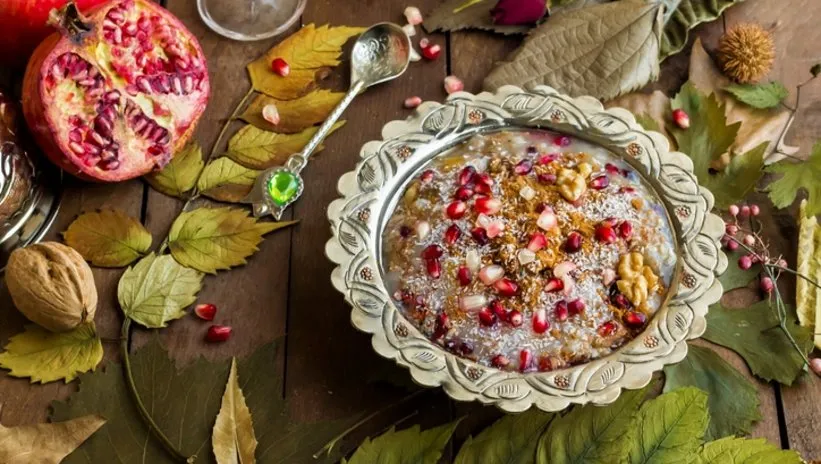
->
[[244, 22, 412, 219]]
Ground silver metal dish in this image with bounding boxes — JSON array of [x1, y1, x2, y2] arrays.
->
[[326, 85, 726, 412]]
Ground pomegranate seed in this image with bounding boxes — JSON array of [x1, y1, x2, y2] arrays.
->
[[479, 264, 504, 285], [533, 308, 549, 333], [444, 75, 464, 94], [624, 311, 647, 328], [554, 135, 572, 146], [423, 44, 442, 60], [420, 169, 435, 183], [495, 278, 519, 296], [433, 313, 450, 339], [605, 163, 620, 175], [458, 166, 476, 186], [597, 321, 617, 337], [404, 6, 424, 25], [486, 220, 505, 238], [271, 57, 290, 76], [459, 294, 488, 311], [672, 108, 690, 129], [508, 310, 523, 327], [472, 172, 494, 187], [618, 221, 633, 239], [262, 103, 280, 125], [527, 233, 547, 252], [205, 325, 232, 343], [514, 160, 532, 175], [619, 186, 635, 194], [471, 227, 489, 245], [455, 186, 474, 200], [444, 224, 462, 244], [568, 298, 585, 315], [421, 244, 443, 259], [446, 201, 467, 219], [491, 354, 510, 368], [760, 276, 774, 293], [738, 255, 753, 270], [554, 300, 569, 321], [474, 196, 501, 215], [478, 307, 497, 326], [595, 224, 617, 244], [537, 153, 559, 165], [519, 349, 533, 372], [490, 300, 508, 321], [404, 96, 422, 108], [426, 258, 441, 278], [194, 303, 217, 321], [457, 266, 472, 286], [589, 175, 609, 189], [537, 207, 558, 231], [399, 226, 412, 238], [564, 231, 583, 252], [544, 277, 564, 293], [611, 293, 632, 309], [537, 173, 557, 185]]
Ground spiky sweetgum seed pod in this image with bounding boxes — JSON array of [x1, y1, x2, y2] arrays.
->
[[718, 23, 775, 84]]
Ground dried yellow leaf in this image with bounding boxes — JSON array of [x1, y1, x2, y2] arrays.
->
[[198, 158, 260, 203], [144, 143, 205, 198], [212, 358, 258, 464], [226, 121, 345, 170], [63, 209, 152, 268], [0, 412, 105, 464], [240, 90, 345, 133], [247, 24, 365, 100], [795, 199, 821, 349]]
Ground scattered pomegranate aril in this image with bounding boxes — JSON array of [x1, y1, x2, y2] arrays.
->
[[490, 300, 508, 321], [444, 75, 464, 94], [404, 6, 423, 25], [495, 278, 519, 296], [597, 321, 617, 337], [611, 293, 632, 309], [474, 196, 501, 215], [618, 221, 633, 239], [491, 354, 510, 368], [426, 258, 441, 278], [532, 308, 549, 333], [604, 163, 620, 175], [554, 300, 569, 321], [404, 96, 422, 109], [672, 108, 690, 129], [456, 266, 472, 286], [514, 159, 532, 175], [471, 227, 489, 245], [433, 313, 450, 339], [589, 175, 609, 190], [537, 207, 558, 231], [459, 294, 488, 312], [478, 307, 497, 326], [544, 277, 564, 293], [446, 201, 467, 219], [194, 303, 217, 321], [554, 135, 572, 146], [537, 173, 557, 185], [422, 43, 442, 60], [527, 232, 547, 252], [624, 311, 647, 328], [205, 325, 232, 343], [537, 153, 559, 165], [567, 298, 585, 315], [262, 103, 280, 125], [458, 166, 476, 186], [508, 309, 523, 326], [519, 349, 533, 372], [454, 186, 474, 200], [595, 224, 617, 244], [564, 231, 582, 252], [444, 224, 462, 245], [271, 57, 290, 76], [421, 244, 443, 259], [479, 264, 504, 285]]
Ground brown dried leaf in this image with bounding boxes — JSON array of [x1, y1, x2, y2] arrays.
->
[[198, 158, 260, 203], [424, 0, 530, 35], [239, 90, 345, 133], [212, 359, 257, 464], [0, 413, 105, 464], [63, 210, 152, 268], [226, 122, 345, 170]]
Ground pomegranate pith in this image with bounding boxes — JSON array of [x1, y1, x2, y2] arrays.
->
[[22, 0, 210, 182]]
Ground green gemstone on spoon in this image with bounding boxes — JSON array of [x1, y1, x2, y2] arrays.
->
[[266, 171, 300, 207]]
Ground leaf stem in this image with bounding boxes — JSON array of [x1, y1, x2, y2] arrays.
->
[[120, 318, 194, 462]]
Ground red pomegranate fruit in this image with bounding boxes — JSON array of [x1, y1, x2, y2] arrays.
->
[[22, 0, 209, 182]]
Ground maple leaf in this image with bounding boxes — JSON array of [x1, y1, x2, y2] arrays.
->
[[144, 143, 204, 198], [62, 209, 152, 268], [240, 90, 345, 134], [765, 141, 821, 218], [0, 412, 105, 464], [247, 24, 365, 100]]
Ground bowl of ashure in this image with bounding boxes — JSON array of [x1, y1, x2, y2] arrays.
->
[[326, 85, 728, 412]]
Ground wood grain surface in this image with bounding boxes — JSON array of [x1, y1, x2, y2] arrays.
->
[[1, 0, 819, 461]]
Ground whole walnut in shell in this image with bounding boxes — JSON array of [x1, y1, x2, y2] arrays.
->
[[4, 242, 97, 332]]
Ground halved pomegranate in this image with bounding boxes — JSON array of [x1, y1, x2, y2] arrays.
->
[[22, 0, 209, 182]]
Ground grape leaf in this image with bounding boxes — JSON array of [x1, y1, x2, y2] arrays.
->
[[536, 385, 648, 463], [247, 24, 365, 100], [605, 90, 674, 146], [626, 387, 708, 464], [704, 142, 767, 209], [226, 122, 345, 170], [424, 0, 531, 35], [766, 141, 821, 218], [703, 300, 813, 385], [695, 436, 804, 464], [724, 82, 789, 109], [240, 90, 345, 133], [719, 251, 759, 292], [168, 207, 296, 274], [62, 209, 152, 268], [344, 420, 461, 464], [144, 143, 204, 198], [0, 323, 103, 384], [0, 414, 105, 464], [117, 253, 204, 328], [197, 158, 260, 203], [212, 359, 257, 464], [660, 0, 742, 61], [455, 409, 554, 464], [663, 344, 761, 440], [484, 1, 663, 101]]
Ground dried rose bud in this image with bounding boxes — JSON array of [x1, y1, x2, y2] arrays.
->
[[490, 0, 547, 26]]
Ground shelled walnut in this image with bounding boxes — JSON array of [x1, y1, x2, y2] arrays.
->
[[616, 252, 660, 311]]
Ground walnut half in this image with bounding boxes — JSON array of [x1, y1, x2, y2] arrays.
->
[[616, 252, 660, 311]]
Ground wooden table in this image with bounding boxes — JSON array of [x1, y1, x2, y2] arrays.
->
[[1, 0, 820, 461]]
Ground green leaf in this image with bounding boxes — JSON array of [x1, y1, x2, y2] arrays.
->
[[456, 410, 554, 464], [696, 436, 804, 464], [424, 0, 532, 35], [484, 1, 663, 101], [117, 253, 204, 328], [724, 82, 789, 109], [626, 387, 709, 464], [197, 158, 260, 203], [226, 122, 345, 170], [144, 143, 204, 198], [660, 0, 742, 61], [719, 251, 759, 292], [703, 300, 813, 385], [663, 344, 761, 440], [636, 113, 662, 132], [0, 323, 102, 384], [62, 209, 152, 268], [536, 386, 648, 464], [344, 420, 461, 464], [168, 207, 296, 274], [766, 141, 821, 217], [703, 142, 767, 209]]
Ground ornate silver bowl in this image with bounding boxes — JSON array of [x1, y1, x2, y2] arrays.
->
[[326, 85, 726, 411]]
